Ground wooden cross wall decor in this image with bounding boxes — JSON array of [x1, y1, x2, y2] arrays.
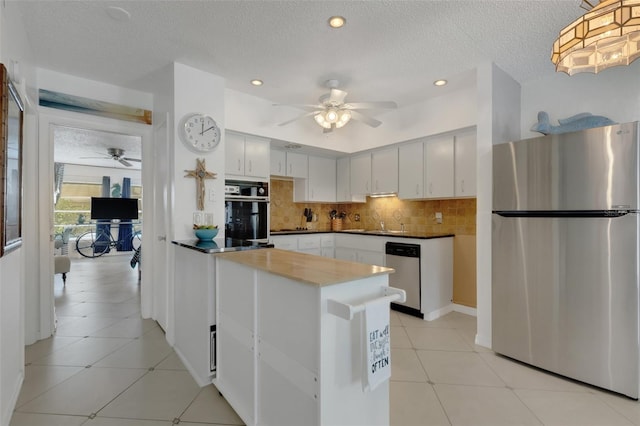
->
[[185, 158, 217, 211]]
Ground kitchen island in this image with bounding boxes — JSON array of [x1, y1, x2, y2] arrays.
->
[[214, 248, 398, 426]]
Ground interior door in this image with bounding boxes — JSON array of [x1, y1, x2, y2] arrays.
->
[[152, 116, 170, 331]]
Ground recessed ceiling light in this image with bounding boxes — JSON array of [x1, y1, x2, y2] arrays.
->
[[433, 79, 448, 87], [250, 79, 263, 86], [106, 6, 131, 21], [328, 16, 346, 29]]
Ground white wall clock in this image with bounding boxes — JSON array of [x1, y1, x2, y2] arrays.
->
[[179, 113, 221, 152]]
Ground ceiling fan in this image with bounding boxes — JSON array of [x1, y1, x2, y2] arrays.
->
[[275, 80, 398, 133], [81, 147, 141, 167]]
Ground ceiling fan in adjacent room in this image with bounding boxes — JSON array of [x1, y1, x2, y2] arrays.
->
[[275, 80, 398, 133], [81, 147, 141, 167]]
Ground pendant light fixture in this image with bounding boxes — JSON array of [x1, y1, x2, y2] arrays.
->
[[552, 0, 640, 75]]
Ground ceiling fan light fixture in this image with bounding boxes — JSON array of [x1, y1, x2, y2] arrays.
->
[[551, 0, 640, 75], [314, 113, 332, 129], [335, 110, 352, 128], [325, 108, 339, 123]]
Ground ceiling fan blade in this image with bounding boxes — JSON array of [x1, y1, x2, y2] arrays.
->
[[273, 103, 324, 112], [345, 101, 398, 110], [328, 89, 347, 105], [118, 158, 133, 167], [350, 110, 382, 128], [277, 111, 318, 126], [79, 156, 109, 160], [323, 126, 333, 134], [123, 157, 141, 162]]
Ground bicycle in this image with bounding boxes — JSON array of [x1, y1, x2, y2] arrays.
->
[[75, 227, 142, 258]]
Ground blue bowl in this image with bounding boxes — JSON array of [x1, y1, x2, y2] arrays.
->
[[194, 228, 219, 240]]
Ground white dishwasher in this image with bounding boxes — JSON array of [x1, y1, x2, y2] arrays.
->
[[385, 242, 422, 318]]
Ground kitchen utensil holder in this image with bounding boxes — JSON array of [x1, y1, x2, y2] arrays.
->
[[331, 218, 343, 231]]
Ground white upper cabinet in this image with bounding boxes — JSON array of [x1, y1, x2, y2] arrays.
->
[[371, 147, 398, 194], [245, 137, 270, 178], [304, 156, 336, 202], [336, 157, 366, 203], [398, 141, 424, 199], [270, 149, 308, 179], [286, 152, 308, 178], [270, 149, 286, 176], [350, 153, 372, 195], [424, 135, 454, 199], [225, 132, 245, 176], [454, 130, 476, 197], [225, 131, 270, 179]]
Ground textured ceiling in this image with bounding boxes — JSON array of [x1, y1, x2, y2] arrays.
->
[[14, 0, 584, 163], [15, 0, 582, 107]]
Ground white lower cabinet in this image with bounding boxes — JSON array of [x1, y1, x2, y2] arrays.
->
[[269, 236, 297, 251], [173, 245, 216, 387], [270, 234, 334, 258], [334, 234, 385, 266]]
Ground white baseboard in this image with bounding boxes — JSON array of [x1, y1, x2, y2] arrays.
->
[[2, 371, 24, 426], [452, 303, 477, 317], [423, 304, 454, 321], [173, 347, 211, 388]]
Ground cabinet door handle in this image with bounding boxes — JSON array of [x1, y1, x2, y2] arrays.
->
[[311, 188, 315, 199], [237, 159, 241, 171], [366, 181, 369, 192], [429, 183, 433, 194], [416, 183, 419, 195], [461, 179, 465, 193], [279, 161, 282, 174], [249, 160, 252, 173]]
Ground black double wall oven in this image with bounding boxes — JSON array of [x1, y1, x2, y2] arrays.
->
[[224, 180, 269, 243]]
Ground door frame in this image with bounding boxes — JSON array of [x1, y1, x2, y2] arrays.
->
[[36, 107, 153, 340]]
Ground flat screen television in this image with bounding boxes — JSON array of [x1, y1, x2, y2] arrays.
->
[[90, 197, 139, 220]]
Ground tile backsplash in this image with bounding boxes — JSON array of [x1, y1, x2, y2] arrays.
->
[[270, 179, 476, 235]]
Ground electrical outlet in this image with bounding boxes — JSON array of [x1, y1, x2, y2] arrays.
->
[[208, 189, 215, 202], [435, 212, 443, 224]]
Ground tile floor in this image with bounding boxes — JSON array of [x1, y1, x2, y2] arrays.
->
[[10, 255, 640, 425]]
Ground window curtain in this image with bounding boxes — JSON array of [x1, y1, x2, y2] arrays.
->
[[117, 177, 133, 251], [54, 162, 64, 206], [96, 176, 111, 254]]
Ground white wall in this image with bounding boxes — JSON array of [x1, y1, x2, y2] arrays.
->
[[475, 62, 521, 349], [521, 59, 640, 139], [0, 1, 36, 424], [173, 63, 226, 240], [225, 85, 477, 153]]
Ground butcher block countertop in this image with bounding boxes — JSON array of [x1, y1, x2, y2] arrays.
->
[[215, 248, 394, 287]]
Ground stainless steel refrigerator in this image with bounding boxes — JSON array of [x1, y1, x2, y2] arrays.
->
[[492, 121, 640, 398]]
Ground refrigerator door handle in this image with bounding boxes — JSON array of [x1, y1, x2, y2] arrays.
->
[[493, 210, 631, 218]]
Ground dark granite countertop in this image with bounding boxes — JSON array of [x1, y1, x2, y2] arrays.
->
[[172, 238, 273, 254], [269, 229, 454, 239]]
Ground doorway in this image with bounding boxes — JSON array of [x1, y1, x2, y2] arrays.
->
[[34, 110, 153, 343]]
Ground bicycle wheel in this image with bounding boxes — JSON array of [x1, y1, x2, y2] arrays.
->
[[130, 231, 142, 251], [75, 231, 110, 258]]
